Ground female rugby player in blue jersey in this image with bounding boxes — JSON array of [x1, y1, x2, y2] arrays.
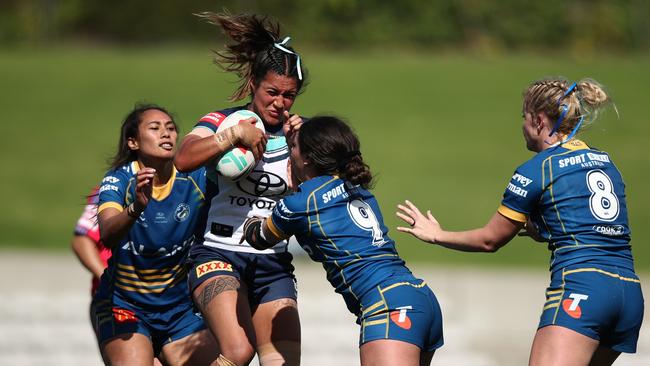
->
[[397, 78, 644, 366], [93, 104, 219, 366], [240, 116, 444, 366], [174, 12, 305, 366]]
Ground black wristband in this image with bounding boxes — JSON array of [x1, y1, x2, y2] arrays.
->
[[243, 218, 274, 250]]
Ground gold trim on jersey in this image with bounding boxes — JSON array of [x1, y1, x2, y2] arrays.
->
[[542, 150, 581, 246], [266, 217, 288, 240], [152, 167, 176, 201], [564, 267, 640, 283], [114, 263, 187, 293], [305, 176, 360, 305], [497, 205, 527, 223], [561, 139, 589, 151], [184, 174, 206, 200], [98, 201, 124, 214]]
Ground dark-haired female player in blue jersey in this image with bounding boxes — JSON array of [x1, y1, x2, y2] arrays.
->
[[397, 78, 644, 366], [93, 104, 218, 365], [241, 116, 444, 366], [174, 12, 305, 366]]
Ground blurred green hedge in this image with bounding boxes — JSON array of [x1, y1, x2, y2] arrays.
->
[[2, 0, 649, 52]]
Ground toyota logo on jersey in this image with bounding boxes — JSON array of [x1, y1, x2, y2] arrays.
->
[[237, 170, 287, 197]]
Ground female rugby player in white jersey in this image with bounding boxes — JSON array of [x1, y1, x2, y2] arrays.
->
[[174, 13, 306, 366], [397, 78, 643, 366]]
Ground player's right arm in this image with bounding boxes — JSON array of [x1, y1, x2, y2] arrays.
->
[[98, 168, 155, 248], [174, 116, 266, 172], [71, 193, 105, 278], [71, 235, 105, 278]]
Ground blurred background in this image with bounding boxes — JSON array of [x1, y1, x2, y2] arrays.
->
[[1, 0, 648, 268], [1, 1, 649, 365]]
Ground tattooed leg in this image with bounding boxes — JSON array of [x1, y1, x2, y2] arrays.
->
[[197, 275, 241, 312], [194, 275, 256, 366]]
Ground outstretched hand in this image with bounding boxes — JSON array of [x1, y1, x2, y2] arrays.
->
[[396, 200, 441, 244]]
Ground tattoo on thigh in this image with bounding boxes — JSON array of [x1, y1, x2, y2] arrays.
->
[[198, 277, 240, 311]]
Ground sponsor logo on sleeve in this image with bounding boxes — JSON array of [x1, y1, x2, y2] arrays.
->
[[506, 183, 528, 198], [102, 176, 120, 184], [99, 184, 119, 193], [512, 173, 533, 187], [199, 112, 226, 127]]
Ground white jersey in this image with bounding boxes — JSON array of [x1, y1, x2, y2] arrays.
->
[[191, 106, 292, 254]]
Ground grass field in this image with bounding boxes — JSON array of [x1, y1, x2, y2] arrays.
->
[[1, 46, 648, 269]]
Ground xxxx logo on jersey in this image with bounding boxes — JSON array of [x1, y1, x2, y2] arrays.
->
[[112, 308, 138, 323], [389, 306, 413, 330], [562, 293, 589, 319], [196, 261, 233, 278]]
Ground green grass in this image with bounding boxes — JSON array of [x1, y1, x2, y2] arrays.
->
[[2, 46, 648, 270]]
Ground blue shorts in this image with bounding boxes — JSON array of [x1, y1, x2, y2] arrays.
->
[[91, 296, 206, 356], [187, 244, 297, 306], [539, 264, 644, 353], [358, 277, 444, 352]]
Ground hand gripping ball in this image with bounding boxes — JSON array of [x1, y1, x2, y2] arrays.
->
[[215, 110, 265, 181]]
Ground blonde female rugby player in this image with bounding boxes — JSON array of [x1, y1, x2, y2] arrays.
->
[[397, 77, 643, 366]]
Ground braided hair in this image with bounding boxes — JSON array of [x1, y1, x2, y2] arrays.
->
[[523, 77, 611, 136], [298, 116, 373, 189], [197, 12, 307, 101]]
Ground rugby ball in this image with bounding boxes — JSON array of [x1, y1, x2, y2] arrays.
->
[[215, 110, 265, 181]]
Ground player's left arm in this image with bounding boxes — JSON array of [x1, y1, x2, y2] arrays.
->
[[397, 200, 523, 252]]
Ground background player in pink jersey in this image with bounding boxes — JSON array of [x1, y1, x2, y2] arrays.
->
[[71, 186, 111, 297], [71, 186, 164, 366]]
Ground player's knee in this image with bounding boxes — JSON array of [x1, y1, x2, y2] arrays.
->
[[258, 341, 301, 366], [220, 344, 255, 366], [214, 354, 240, 366]]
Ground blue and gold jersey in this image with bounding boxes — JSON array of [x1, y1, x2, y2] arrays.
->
[[97, 161, 206, 308], [268, 175, 413, 316], [497, 139, 633, 272]]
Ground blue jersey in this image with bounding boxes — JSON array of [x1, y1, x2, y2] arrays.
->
[[497, 139, 633, 272], [268, 175, 413, 316], [97, 161, 207, 308]]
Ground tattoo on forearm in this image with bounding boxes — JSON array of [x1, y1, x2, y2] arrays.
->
[[198, 277, 240, 311], [215, 132, 228, 144], [228, 127, 237, 144]]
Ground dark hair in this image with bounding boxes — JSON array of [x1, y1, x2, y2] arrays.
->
[[298, 116, 373, 189], [108, 103, 175, 170], [196, 12, 307, 101]]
